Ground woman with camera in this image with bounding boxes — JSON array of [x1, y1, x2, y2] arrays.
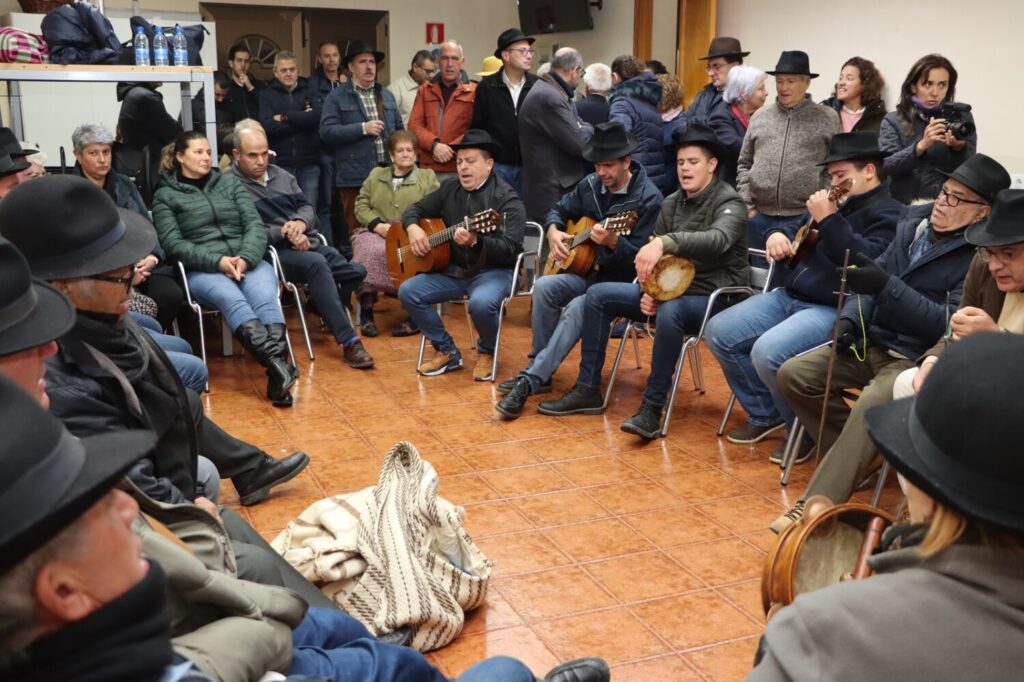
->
[[880, 54, 977, 204], [821, 56, 887, 134]]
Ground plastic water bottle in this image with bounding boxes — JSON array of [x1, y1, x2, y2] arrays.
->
[[172, 25, 188, 66], [152, 28, 169, 67], [133, 26, 150, 66]]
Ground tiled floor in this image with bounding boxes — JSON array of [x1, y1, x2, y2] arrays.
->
[[207, 295, 902, 681]]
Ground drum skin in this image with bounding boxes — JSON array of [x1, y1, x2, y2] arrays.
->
[[640, 256, 696, 301]]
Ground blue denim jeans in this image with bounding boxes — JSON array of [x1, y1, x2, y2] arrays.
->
[[704, 288, 835, 427], [398, 269, 513, 355], [289, 608, 535, 681], [747, 212, 805, 252], [276, 241, 366, 346], [575, 281, 711, 405], [520, 274, 589, 388], [130, 312, 208, 393], [186, 260, 284, 332], [493, 162, 523, 197]]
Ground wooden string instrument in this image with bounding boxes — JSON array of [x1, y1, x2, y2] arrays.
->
[[785, 178, 854, 269], [386, 209, 500, 287], [542, 210, 639, 277]]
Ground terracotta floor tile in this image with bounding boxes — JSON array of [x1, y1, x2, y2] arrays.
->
[[301, 436, 379, 462], [669, 538, 766, 586], [742, 530, 779, 554], [612, 655, 704, 681], [656, 469, 753, 503], [475, 531, 571, 576], [533, 608, 668, 665], [543, 518, 654, 562], [585, 551, 704, 602], [624, 445, 712, 477], [459, 589, 524, 636], [696, 495, 786, 535], [311, 457, 383, 496], [439, 473, 502, 505], [684, 637, 761, 681], [437, 421, 516, 449], [496, 415, 579, 439], [624, 506, 734, 547], [496, 566, 616, 619], [244, 471, 324, 532], [463, 500, 534, 537], [587, 479, 682, 515], [550, 454, 645, 486], [511, 489, 612, 527], [632, 591, 762, 650], [527, 436, 610, 461], [457, 441, 542, 471], [481, 463, 574, 497], [718, 580, 767, 623], [429, 625, 560, 678]]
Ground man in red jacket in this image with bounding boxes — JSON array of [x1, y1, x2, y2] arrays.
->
[[408, 40, 476, 182]]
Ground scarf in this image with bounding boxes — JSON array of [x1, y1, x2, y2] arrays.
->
[[73, 310, 149, 383], [730, 102, 750, 129], [911, 95, 943, 118], [7, 562, 174, 682]]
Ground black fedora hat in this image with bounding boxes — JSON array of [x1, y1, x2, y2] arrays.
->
[[450, 129, 504, 158], [864, 333, 1024, 533], [965, 189, 1024, 247], [0, 150, 29, 178], [494, 27, 535, 59], [582, 121, 640, 163], [938, 153, 1011, 205], [343, 40, 385, 67], [0, 374, 155, 574], [817, 131, 888, 166], [0, 175, 156, 281], [0, 127, 32, 158], [0, 238, 75, 357], [667, 121, 723, 159], [766, 50, 818, 78], [698, 36, 749, 61]]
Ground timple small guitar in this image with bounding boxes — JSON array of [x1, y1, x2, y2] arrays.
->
[[543, 210, 639, 277], [386, 209, 501, 286], [786, 178, 854, 269]]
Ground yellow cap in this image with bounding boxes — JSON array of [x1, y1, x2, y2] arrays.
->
[[476, 55, 503, 77]]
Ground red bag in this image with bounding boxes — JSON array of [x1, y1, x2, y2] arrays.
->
[[0, 27, 49, 63]]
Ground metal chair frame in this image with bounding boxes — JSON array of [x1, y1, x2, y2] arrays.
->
[[267, 245, 316, 361]]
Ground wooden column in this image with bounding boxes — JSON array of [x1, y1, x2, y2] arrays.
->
[[677, 0, 717, 105], [633, 0, 654, 61]]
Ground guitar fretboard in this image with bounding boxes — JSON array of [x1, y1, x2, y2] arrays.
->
[[427, 217, 469, 248]]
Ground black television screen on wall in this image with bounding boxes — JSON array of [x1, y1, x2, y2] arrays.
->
[[517, 0, 594, 34]]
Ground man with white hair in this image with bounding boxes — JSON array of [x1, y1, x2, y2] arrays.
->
[[577, 62, 612, 126], [408, 40, 476, 181]]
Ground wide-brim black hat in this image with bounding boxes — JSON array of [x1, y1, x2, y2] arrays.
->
[[666, 121, 724, 159], [766, 50, 818, 78], [939, 153, 1011, 206], [582, 121, 640, 162], [0, 375, 155, 574], [864, 333, 1024, 533], [817, 131, 889, 165], [0, 238, 75, 357], [0, 151, 29, 178], [966, 188, 1024, 247], [450, 129, 504, 158], [0, 176, 157, 281], [494, 28, 535, 59], [343, 40, 385, 67], [698, 36, 749, 61], [0, 127, 32, 158]]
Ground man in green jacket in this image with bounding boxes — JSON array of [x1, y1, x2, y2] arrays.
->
[[539, 123, 749, 438]]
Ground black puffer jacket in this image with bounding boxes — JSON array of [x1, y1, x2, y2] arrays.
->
[[117, 82, 182, 154], [41, 1, 121, 65], [608, 72, 670, 194], [402, 172, 525, 275]]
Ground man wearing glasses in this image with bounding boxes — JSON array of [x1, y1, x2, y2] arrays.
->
[[667, 36, 748, 139], [770, 153, 1010, 533], [408, 40, 476, 182], [388, 49, 436, 126], [470, 28, 539, 195]]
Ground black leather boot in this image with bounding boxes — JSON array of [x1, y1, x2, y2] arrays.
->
[[266, 323, 299, 381], [234, 319, 296, 407]]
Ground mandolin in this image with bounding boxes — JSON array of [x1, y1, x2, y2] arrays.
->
[[785, 178, 854, 269], [386, 209, 501, 287], [542, 210, 639, 277]]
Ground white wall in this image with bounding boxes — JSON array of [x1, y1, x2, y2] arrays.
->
[[530, 1, 633, 67], [717, 0, 1024, 173]]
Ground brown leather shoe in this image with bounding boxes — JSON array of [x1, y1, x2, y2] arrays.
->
[[473, 353, 494, 382], [343, 340, 375, 369]]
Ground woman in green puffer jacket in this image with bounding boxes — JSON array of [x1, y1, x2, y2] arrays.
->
[[152, 130, 297, 407]]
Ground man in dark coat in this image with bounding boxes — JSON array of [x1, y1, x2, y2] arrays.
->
[[576, 62, 612, 126], [772, 154, 1012, 532], [223, 42, 266, 122], [518, 47, 594, 223], [667, 36, 748, 138], [470, 28, 539, 196]]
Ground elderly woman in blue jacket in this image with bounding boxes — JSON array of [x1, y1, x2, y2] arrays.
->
[[707, 65, 768, 188], [607, 55, 670, 194]]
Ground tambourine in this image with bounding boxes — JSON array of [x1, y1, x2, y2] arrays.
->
[[640, 255, 695, 301]]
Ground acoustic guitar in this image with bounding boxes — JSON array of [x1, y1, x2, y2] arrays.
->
[[386, 209, 501, 287], [785, 178, 854, 269], [542, 211, 639, 277]]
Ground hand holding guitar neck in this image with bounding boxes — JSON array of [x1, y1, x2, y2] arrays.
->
[[786, 178, 855, 269]]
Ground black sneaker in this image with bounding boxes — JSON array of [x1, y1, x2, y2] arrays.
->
[[620, 400, 663, 439], [726, 421, 785, 444], [497, 375, 552, 395], [769, 434, 815, 465], [537, 384, 604, 416], [495, 376, 533, 419]]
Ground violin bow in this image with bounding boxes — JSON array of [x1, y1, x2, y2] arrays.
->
[[814, 249, 852, 466]]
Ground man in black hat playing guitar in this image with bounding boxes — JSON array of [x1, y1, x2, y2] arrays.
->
[[494, 121, 662, 418], [398, 129, 525, 380]]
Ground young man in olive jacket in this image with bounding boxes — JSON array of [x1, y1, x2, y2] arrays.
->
[[398, 130, 525, 381], [539, 124, 749, 437]]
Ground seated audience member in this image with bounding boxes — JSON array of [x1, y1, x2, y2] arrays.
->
[[750, 332, 1024, 680], [231, 122, 374, 368], [152, 130, 299, 406], [259, 50, 323, 212], [670, 36, 748, 136], [705, 132, 900, 452], [0, 151, 28, 198], [608, 54, 670, 194], [708, 64, 768, 187], [388, 49, 436, 126], [495, 122, 662, 418], [538, 124, 748, 434], [223, 42, 266, 121], [737, 50, 839, 250], [771, 154, 1009, 532], [408, 40, 477, 181], [470, 28, 539, 195], [880, 54, 977, 204], [577, 62, 612, 126], [822, 56, 887, 134], [353, 129, 440, 337], [398, 130, 525, 379], [0, 176, 331, 610]]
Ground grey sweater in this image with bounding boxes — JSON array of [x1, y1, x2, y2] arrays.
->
[[736, 97, 839, 216], [232, 163, 318, 244]]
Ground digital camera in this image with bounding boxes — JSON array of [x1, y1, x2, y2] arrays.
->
[[940, 102, 975, 140]]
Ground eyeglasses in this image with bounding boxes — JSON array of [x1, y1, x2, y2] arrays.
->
[[706, 62, 730, 73], [506, 47, 536, 56], [81, 265, 136, 293], [977, 246, 1024, 265], [938, 186, 986, 208]]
